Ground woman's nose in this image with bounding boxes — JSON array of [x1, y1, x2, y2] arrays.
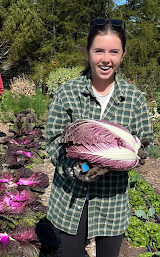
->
[[102, 53, 110, 63]]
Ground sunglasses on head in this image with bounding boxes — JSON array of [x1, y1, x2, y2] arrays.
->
[[92, 18, 125, 30]]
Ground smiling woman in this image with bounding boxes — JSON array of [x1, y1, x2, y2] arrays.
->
[[46, 18, 153, 257]]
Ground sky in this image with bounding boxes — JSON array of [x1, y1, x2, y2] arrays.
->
[[114, 0, 127, 5]]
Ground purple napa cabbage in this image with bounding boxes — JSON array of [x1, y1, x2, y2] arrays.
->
[[63, 119, 141, 170], [0, 233, 9, 245]]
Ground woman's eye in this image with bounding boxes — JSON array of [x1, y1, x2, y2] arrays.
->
[[95, 49, 103, 53], [110, 50, 119, 55]]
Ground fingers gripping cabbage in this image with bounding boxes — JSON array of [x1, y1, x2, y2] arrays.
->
[[62, 119, 141, 171]]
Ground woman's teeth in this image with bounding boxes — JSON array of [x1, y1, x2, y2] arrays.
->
[[100, 66, 110, 71]]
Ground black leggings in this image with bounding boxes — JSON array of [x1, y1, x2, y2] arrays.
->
[[60, 201, 123, 257]]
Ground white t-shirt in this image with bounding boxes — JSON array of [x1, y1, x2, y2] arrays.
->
[[92, 84, 115, 119]]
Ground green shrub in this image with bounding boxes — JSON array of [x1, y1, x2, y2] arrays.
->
[[46, 66, 83, 95], [0, 90, 50, 122], [156, 92, 160, 111], [148, 144, 160, 159]]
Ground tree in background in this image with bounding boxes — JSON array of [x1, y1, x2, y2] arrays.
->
[[0, 0, 159, 97], [114, 0, 160, 97], [0, 0, 110, 86], [0, 0, 43, 78]]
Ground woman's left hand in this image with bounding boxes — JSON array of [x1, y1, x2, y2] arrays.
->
[[137, 138, 150, 165]]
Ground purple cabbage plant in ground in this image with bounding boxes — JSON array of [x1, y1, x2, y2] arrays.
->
[[1, 108, 46, 168], [0, 109, 51, 257]]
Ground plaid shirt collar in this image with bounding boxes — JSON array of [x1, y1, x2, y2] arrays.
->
[[80, 71, 125, 104]]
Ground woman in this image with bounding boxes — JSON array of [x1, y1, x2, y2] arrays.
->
[[46, 18, 153, 257]]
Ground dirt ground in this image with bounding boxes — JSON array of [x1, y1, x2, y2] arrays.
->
[[0, 122, 160, 257]]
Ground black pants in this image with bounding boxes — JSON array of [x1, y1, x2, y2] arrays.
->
[[60, 201, 123, 257]]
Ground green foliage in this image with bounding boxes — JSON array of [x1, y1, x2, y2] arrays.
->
[[135, 179, 160, 215], [126, 217, 160, 249], [125, 216, 149, 247], [0, 0, 43, 67], [0, 90, 50, 121], [129, 188, 147, 212], [21, 211, 46, 227], [148, 145, 160, 159], [0, 0, 159, 99], [46, 66, 83, 95], [127, 170, 160, 252], [113, 0, 160, 98], [156, 93, 160, 108], [145, 222, 160, 250], [128, 169, 141, 186], [29, 61, 53, 86], [135, 207, 155, 221]]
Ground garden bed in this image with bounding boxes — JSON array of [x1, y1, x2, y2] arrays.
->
[[0, 121, 160, 257]]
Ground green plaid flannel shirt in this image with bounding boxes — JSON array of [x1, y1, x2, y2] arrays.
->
[[46, 73, 153, 238]]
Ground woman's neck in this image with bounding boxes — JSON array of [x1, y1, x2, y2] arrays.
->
[[92, 79, 115, 96]]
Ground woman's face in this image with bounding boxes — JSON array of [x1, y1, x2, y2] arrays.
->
[[88, 32, 125, 84]]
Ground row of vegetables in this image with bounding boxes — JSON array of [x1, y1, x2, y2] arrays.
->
[[0, 108, 160, 256], [0, 109, 54, 257], [127, 170, 160, 256]]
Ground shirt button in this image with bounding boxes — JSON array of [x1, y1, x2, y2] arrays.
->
[[84, 187, 87, 191], [97, 105, 100, 108], [78, 206, 81, 209]]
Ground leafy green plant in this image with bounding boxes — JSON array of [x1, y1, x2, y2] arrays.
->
[[148, 144, 160, 159], [145, 222, 160, 250], [46, 66, 83, 95], [128, 169, 141, 187], [129, 189, 147, 212], [125, 216, 149, 247], [0, 90, 50, 122], [135, 207, 156, 221], [135, 179, 160, 215], [156, 92, 160, 113]]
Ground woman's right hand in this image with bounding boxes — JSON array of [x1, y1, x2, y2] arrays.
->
[[72, 161, 110, 182]]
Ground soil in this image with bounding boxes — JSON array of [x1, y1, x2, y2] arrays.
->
[[0, 122, 160, 257]]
